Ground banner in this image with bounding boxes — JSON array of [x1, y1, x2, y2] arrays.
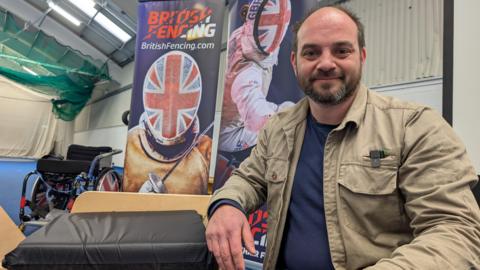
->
[[124, 0, 225, 195], [213, 0, 317, 268]]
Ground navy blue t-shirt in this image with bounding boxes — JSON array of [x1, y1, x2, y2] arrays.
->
[[278, 113, 336, 270]]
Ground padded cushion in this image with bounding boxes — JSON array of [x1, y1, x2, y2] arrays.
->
[[36, 159, 92, 175], [3, 211, 215, 270], [66, 144, 112, 161]]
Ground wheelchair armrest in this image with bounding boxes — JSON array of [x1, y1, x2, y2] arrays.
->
[[87, 149, 122, 177], [93, 149, 122, 161]]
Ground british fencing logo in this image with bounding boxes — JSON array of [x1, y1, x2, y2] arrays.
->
[[143, 51, 202, 146]]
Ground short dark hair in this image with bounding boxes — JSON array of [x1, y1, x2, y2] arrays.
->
[[291, 5, 365, 53]]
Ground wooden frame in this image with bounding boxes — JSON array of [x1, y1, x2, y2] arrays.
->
[[71, 191, 212, 224]]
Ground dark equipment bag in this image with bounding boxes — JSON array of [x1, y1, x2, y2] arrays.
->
[[3, 210, 216, 270]]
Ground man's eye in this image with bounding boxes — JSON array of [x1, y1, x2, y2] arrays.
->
[[302, 50, 317, 58], [335, 48, 352, 57]]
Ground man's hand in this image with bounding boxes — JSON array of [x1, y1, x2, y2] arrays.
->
[[206, 205, 256, 270]]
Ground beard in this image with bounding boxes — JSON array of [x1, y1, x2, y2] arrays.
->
[[298, 65, 362, 106]]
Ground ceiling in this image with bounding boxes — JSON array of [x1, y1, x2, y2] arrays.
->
[[22, 0, 138, 67], [0, 0, 348, 70], [110, 0, 137, 22]]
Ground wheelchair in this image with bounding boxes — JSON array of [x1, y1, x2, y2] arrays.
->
[[18, 144, 122, 230]]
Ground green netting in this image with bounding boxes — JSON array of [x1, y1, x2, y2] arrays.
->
[[0, 9, 110, 121]]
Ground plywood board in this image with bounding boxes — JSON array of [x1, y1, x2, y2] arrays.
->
[[0, 207, 25, 270], [71, 191, 211, 223]]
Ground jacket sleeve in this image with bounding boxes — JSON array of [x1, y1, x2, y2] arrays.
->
[[209, 117, 274, 214], [366, 108, 480, 270]]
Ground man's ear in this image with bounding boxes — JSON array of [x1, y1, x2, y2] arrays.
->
[[360, 47, 366, 64], [290, 52, 297, 76]]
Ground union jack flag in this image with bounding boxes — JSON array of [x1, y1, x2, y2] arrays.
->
[[143, 51, 202, 142], [96, 171, 120, 192], [255, 0, 291, 54]]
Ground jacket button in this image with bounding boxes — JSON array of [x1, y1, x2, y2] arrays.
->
[[271, 172, 277, 180]]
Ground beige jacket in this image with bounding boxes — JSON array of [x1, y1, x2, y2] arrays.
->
[[211, 85, 480, 270]]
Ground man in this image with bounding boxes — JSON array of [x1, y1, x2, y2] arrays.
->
[[206, 5, 480, 270]]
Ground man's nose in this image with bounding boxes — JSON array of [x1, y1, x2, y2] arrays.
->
[[315, 52, 336, 72]]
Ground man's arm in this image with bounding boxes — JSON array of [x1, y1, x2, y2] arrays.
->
[[206, 120, 273, 270], [367, 108, 480, 270], [206, 205, 256, 270]]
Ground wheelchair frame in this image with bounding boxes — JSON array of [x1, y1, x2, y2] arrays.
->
[[19, 148, 122, 230]]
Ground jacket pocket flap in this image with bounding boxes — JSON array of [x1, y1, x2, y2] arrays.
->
[[265, 158, 288, 183], [338, 164, 397, 195]]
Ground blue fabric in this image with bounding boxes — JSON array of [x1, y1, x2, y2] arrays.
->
[[278, 113, 336, 270], [208, 199, 245, 218], [0, 158, 37, 225]]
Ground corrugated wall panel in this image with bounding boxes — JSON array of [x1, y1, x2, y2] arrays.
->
[[345, 0, 443, 87]]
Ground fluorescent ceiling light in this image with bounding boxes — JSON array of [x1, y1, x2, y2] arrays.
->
[[94, 13, 132, 43], [22, 66, 38, 76], [48, 1, 81, 26], [68, 0, 132, 43]]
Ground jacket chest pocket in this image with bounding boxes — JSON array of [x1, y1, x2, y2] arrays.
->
[[337, 162, 407, 237]]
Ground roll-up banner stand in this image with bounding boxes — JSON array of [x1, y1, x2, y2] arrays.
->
[[124, 0, 225, 195], [213, 0, 316, 269]]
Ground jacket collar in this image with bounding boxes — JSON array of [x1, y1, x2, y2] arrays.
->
[[278, 84, 368, 132], [280, 97, 310, 132], [336, 84, 368, 130]]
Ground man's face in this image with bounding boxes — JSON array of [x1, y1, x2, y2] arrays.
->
[[291, 7, 366, 105]]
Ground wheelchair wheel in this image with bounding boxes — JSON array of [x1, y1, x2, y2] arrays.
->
[[30, 176, 72, 217], [95, 168, 122, 192], [29, 177, 49, 219]]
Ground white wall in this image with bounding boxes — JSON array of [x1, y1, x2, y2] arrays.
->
[[347, 0, 443, 86], [74, 125, 128, 166], [73, 92, 130, 166], [453, 0, 480, 174], [372, 77, 442, 114], [73, 62, 134, 166]]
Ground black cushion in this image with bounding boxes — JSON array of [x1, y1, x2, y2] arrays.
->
[[3, 210, 216, 270], [36, 159, 92, 175], [66, 144, 112, 161]]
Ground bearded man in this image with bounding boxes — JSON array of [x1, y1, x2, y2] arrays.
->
[[206, 5, 480, 270]]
